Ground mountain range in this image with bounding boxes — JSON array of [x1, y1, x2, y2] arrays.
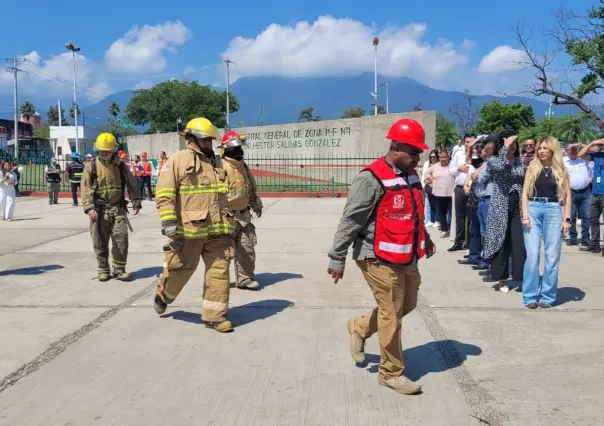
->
[[0, 72, 571, 129]]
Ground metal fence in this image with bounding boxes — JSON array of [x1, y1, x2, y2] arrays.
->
[[13, 152, 379, 195]]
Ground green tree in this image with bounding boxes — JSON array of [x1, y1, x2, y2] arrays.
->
[[341, 107, 365, 118], [377, 105, 386, 115], [108, 101, 120, 119], [20, 101, 35, 122], [46, 105, 67, 126], [298, 106, 322, 122], [125, 80, 239, 133], [33, 126, 50, 139], [100, 118, 139, 141], [514, 3, 604, 131], [474, 101, 535, 134], [518, 114, 598, 144], [435, 113, 460, 151], [69, 102, 80, 120]]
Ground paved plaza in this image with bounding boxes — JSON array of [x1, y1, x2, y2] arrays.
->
[[0, 197, 602, 426]]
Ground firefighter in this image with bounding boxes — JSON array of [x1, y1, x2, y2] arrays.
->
[[218, 130, 263, 290], [327, 118, 436, 395], [81, 133, 142, 282], [65, 152, 85, 206], [153, 117, 236, 333]]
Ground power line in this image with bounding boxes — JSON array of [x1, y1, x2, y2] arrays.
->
[[2, 57, 25, 157]]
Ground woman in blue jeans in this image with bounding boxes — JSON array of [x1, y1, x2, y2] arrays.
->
[[521, 136, 571, 309]]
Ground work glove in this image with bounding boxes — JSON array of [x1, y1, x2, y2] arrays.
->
[[163, 224, 178, 238]]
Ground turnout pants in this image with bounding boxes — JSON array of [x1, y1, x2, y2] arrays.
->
[[47, 182, 60, 203], [157, 235, 234, 323], [90, 211, 129, 275], [350, 259, 421, 380], [234, 222, 258, 287]]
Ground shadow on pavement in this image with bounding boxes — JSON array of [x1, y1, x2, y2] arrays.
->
[[161, 299, 294, 328], [256, 272, 303, 287], [130, 266, 163, 280], [366, 340, 482, 380], [0, 264, 64, 276], [554, 286, 586, 306]]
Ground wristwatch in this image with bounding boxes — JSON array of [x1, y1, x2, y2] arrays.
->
[[565, 217, 571, 223]]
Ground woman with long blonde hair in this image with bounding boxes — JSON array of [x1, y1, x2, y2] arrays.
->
[[521, 136, 571, 309]]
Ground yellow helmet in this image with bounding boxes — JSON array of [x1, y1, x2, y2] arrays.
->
[[96, 132, 117, 151], [179, 117, 219, 140]]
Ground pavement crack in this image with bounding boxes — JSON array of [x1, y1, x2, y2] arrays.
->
[[417, 293, 506, 426], [0, 280, 157, 395]]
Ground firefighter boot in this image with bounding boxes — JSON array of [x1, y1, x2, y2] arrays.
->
[[347, 319, 366, 365], [205, 319, 234, 333], [113, 271, 130, 281], [238, 280, 260, 290], [98, 272, 111, 282], [378, 375, 422, 395], [154, 294, 168, 315]]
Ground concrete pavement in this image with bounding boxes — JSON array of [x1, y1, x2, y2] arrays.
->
[[0, 197, 602, 425]]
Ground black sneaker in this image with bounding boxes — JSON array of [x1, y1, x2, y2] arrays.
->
[[447, 244, 464, 252], [567, 240, 578, 246], [580, 245, 601, 253]]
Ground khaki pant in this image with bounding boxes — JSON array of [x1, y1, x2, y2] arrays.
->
[[47, 182, 60, 203], [90, 212, 129, 274], [157, 235, 234, 323], [351, 259, 421, 380], [234, 222, 257, 286]]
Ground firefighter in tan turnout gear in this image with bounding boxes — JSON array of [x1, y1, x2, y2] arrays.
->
[[82, 133, 142, 282], [219, 130, 263, 290], [153, 117, 236, 333]]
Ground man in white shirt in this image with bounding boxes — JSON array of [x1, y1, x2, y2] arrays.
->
[[448, 134, 475, 251], [565, 143, 591, 246]]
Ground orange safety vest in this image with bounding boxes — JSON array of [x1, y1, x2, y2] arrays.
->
[[364, 157, 426, 265]]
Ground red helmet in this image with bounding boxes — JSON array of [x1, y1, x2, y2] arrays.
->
[[385, 118, 428, 151], [221, 130, 246, 148]]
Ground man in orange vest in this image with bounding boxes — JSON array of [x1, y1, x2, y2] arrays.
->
[[139, 152, 153, 200], [327, 118, 436, 396]]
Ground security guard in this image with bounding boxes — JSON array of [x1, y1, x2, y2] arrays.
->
[[45, 157, 62, 205], [66, 152, 85, 206], [81, 133, 142, 281], [153, 117, 236, 333], [219, 130, 263, 290], [327, 118, 436, 395]]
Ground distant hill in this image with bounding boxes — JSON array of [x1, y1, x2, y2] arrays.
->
[[1, 73, 572, 128]]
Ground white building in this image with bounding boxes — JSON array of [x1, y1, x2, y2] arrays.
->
[[49, 126, 101, 159]]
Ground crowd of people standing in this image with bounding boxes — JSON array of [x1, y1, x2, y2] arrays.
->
[[423, 133, 604, 308]]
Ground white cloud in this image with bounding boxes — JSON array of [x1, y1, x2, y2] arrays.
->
[[183, 66, 195, 75], [221, 16, 470, 84], [105, 20, 192, 74], [0, 50, 108, 101], [477, 45, 528, 74], [133, 80, 154, 90]]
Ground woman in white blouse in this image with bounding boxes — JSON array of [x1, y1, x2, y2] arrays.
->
[[0, 162, 17, 221]]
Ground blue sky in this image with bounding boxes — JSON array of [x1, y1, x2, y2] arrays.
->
[[0, 0, 595, 104]]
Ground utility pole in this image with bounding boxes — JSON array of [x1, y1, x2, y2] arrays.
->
[[372, 37, 379, 116], [381, 82, 389, 114], [3, 58, 25, 159], [224, 58, 234, 129], [65, 43, 81, 153], [58, 100, 62, 126]]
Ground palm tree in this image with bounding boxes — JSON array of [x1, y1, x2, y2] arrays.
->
[[69, 102, 80, 120], [435, 113, 459, 151], [20, 101, 36, 122], [556, 114, 598, 143], [108, 101, 120, 119]]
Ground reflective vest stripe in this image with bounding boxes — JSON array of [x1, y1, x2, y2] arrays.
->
[[176, 223, 235, 239], [378, 240, 425, 254]]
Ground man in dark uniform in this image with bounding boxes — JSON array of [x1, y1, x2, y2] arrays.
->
[[65, 152, 85, 206]]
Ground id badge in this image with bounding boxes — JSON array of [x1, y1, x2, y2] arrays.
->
[[597, 177, 602, 184]]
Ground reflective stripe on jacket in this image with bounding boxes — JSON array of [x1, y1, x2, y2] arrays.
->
[[68, 161, 85, 183], [364, 156, 426, 264], [155, 144, 234, 239]]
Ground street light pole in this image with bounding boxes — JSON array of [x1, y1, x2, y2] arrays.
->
[[224, 58, 234, 129], [373, 37, 379, 116], [381, 82, 389, 114], [65, 43, 81, 153]]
